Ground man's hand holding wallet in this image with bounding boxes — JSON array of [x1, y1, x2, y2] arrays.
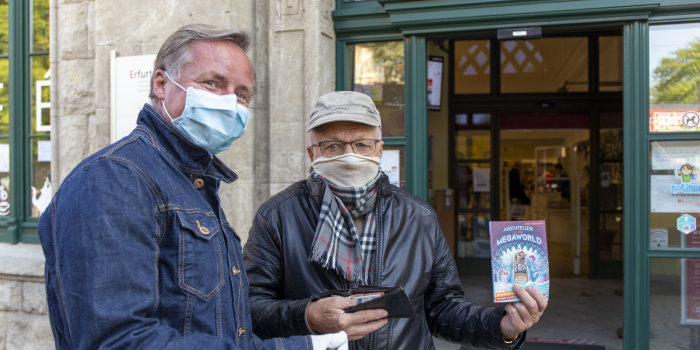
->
[[342, 286, 416, 318], [305, 286, 415, 341]]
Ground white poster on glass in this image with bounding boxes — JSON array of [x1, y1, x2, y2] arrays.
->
[[0, 144, 8, 172], [650, 141, 700, 212], [110, 52, 156, 142], [473, 167, 490, 192], [37, 140, 51, 162], [380, 150, 400, 187], [427, 56, 444, 111]]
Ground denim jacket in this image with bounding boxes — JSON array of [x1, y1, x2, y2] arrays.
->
[[38, 104, 311, 349]]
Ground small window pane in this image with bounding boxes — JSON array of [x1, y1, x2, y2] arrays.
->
[[351, 41, 405, 137], [600, 128, 623, 160], [599, 212, 623, 260], [31, 55, 50, 134], [381, 145, 405, 190], [30, 138, 50, 217], [454, 40, 490, 94], [600, 162, 623, 211], [649, 23, 700, 132], [32, 0, 49, 52], [455, 163, 491, 209], [30, 53, 51, 217], [456, 212, 491, 258], [650, 140, 700, 248], [0, 0, 7, 54], [650, 258, 700, 349], [501, 37, 588, 93], [456, 130, 490, 160], [599, 36, 623, 92]]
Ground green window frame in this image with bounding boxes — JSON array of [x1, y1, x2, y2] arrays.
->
[[337, 36, 428, 200], [640, 14, 700, 350], [0, 0, 50, 243], [335, 0, 428, 200], [334, 1, 700, 349]]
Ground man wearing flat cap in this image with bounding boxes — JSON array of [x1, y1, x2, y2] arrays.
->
[[244, 91, 547, 349]]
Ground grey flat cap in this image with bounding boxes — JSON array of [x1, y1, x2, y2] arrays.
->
[[306, 91, 382, 132]]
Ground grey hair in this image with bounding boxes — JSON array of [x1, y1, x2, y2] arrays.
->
[[149, 24, 253, 104]]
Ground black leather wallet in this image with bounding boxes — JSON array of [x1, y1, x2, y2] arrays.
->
[[309, 286, 416, 318]]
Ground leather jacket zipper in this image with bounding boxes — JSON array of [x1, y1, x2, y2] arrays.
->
[[366, 179, 385, 350]]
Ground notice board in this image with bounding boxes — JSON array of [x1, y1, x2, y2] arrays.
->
[[110, 52, 156, 142]]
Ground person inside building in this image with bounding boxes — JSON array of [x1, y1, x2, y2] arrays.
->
[[554, 163, 570, 201], [508, 161, 530, 205], [243, 91, 548, 349], [38, 24, 347, 350]]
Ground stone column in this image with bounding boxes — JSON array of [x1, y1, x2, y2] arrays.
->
[[262, 0, 336, 201], [53, 0, 95, 184]]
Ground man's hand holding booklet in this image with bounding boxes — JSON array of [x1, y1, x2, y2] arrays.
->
[[489, 220, 550, 303]]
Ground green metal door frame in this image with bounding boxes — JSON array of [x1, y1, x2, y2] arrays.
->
[[1, 0, 34, 243], [623, 20, 649, 350], [2, 0, 49, 244], [404, 36, 427, 199], [334, 1, 700, 348]]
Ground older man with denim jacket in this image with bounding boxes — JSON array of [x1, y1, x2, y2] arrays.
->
[[38, 24, 346, 350], [244, 91, 547, 349]]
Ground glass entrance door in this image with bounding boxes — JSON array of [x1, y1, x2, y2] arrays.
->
[[439, 26, 625, 349], [500, 115, 590, 277], [454, 112, 493, 263]]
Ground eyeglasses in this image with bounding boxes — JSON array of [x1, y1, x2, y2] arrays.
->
[[311, 139, 381, 157]]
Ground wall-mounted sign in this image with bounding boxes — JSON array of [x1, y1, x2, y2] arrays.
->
[[110, 52, 156, 142], [496, 27, 542, 41], [427, 56, 443, 111]]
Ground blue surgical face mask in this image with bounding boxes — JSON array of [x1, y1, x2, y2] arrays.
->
[[161, 71, 251, 154]]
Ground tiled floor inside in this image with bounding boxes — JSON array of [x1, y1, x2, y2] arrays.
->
[[433, 276, 624, 350]]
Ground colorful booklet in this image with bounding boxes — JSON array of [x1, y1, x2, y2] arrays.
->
[[489, 220, 550, 303]]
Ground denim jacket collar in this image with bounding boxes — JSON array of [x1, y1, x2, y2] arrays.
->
[[133, 103, 238, 183]]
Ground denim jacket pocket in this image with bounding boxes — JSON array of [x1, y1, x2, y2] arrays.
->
[[176, 210, 224, 301]]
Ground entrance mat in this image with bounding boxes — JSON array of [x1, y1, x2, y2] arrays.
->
[[461, 338, 605, 350]]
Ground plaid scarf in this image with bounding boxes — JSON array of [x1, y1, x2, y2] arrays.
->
[[309, 168, 380, 284]]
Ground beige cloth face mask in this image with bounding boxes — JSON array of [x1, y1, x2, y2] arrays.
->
[[312, 153, 380, 188]]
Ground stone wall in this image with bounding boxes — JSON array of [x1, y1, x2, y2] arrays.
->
[[263, 0, 336, 199], [4, 0, 335, 348], [52, 0, 335, 241], [0, 244, 52, 350]]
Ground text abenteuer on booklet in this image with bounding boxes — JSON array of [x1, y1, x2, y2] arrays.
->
[[489, 220, 550, 303]]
